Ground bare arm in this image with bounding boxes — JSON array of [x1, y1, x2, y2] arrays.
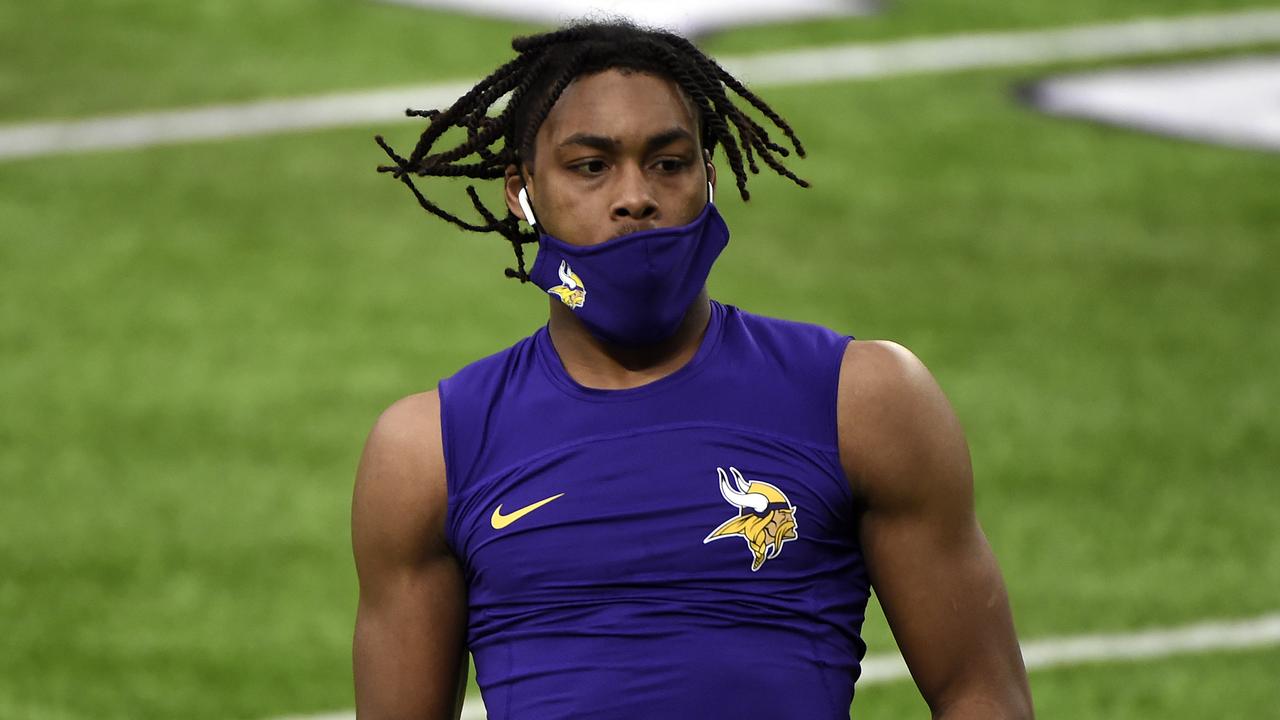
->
[[838, 341, 1032, 719], [352, 390, 468, 720]]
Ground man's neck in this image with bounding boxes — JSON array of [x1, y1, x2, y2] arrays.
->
[[545, 290, 713, 390]]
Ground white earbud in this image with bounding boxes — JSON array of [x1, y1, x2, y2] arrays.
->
[[708, 181, 715, 205], [517, 187, 538, 227]]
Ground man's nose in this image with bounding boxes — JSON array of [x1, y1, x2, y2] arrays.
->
[[610, 165, 658, 221]]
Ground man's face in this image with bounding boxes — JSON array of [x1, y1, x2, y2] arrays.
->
[[505, 69, 716, 247]]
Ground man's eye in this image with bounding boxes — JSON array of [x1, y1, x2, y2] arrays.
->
[[655, 159, 688, 173], [574, 160, 607, 175]]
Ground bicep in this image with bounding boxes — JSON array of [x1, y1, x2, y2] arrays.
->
[[860, 498, 1020, 714], [839, 341, 1030, 717], [352, 391, 469, 720], [353, 554, 468, 720]]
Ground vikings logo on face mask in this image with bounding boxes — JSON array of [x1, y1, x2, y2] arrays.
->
[[546, 260, 586, 309], [528, 202, 728, 346], [703, 467, 799, 572]]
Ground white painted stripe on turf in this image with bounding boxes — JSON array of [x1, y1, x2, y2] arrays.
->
[[6, 9, 1280, 161], [857, 611, 1280, 684], [285, 612, 1280, 720], [721, 9, 1280, 85], [0, 81, 474, 162], [1020, 612, 1280, 670]]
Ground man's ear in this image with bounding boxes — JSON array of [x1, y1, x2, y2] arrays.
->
[[496, 165, 522, 221], [703, 149, 717, 195]]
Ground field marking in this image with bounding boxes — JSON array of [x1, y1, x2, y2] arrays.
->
[[378, 0, 878, 37], [5, 9, 1280, 161], [719, 9, 1280, 85], [858, 611, 1280, 683], [1019, 55, 1280, 153], [279, 612, 1280, 720]]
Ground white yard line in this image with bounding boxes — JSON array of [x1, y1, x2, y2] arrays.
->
[[281, 612, 1280, 720], [720, 9, 1280, 85], [4, 9, 1280, 161], [858, 611, 1280, 684], [0, 81, 475, 162]]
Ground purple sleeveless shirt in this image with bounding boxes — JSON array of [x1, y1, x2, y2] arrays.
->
[[439, 300, 870, 719]]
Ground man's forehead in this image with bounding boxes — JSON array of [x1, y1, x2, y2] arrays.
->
[[538, 69, 700, 146]]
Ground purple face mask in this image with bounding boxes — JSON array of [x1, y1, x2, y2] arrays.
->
[[529, 202, 730, 346]]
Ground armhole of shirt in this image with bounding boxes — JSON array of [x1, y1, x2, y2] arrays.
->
[[437, 378, 462, 554], [828, 333, 855, 453], [828, 332, 857, 508]]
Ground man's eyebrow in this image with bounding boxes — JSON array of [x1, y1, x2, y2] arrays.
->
[[643, 127, 696, 155], [557, 133, 618, 152], [556, 128, 696, 154]]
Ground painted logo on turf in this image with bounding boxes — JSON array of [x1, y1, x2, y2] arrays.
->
[[703, 467, 799, 572], [547, 260, 586, 309], [377, 0, 879, 39]]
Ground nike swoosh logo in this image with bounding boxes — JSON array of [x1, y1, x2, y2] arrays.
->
[[490, 492, 565, 530]]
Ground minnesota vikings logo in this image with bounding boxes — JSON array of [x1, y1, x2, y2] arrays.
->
[[547, 260, 586, 309], [703, 467, 799, 572]]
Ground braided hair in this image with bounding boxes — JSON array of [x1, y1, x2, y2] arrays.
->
[[375, 19, 808, 282]]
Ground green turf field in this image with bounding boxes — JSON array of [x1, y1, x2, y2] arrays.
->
[[2, 2, 1278, 719]]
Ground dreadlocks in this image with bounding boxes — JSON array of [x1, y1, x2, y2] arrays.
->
[[375, 19, 809, 282]]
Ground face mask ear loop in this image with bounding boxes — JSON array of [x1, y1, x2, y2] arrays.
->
[[518, 186, 538, 228]]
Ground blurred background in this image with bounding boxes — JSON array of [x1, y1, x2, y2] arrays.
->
[[2, 1, 1278, 718]]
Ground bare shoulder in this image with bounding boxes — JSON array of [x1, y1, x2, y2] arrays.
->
[[352, 389, 448, 568], [837, 339, 935, 399], [352, 390, 469, 719], [836, 340, 972, 508], [838, 343, 1032, 715], [363, 390, 444, 470]]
